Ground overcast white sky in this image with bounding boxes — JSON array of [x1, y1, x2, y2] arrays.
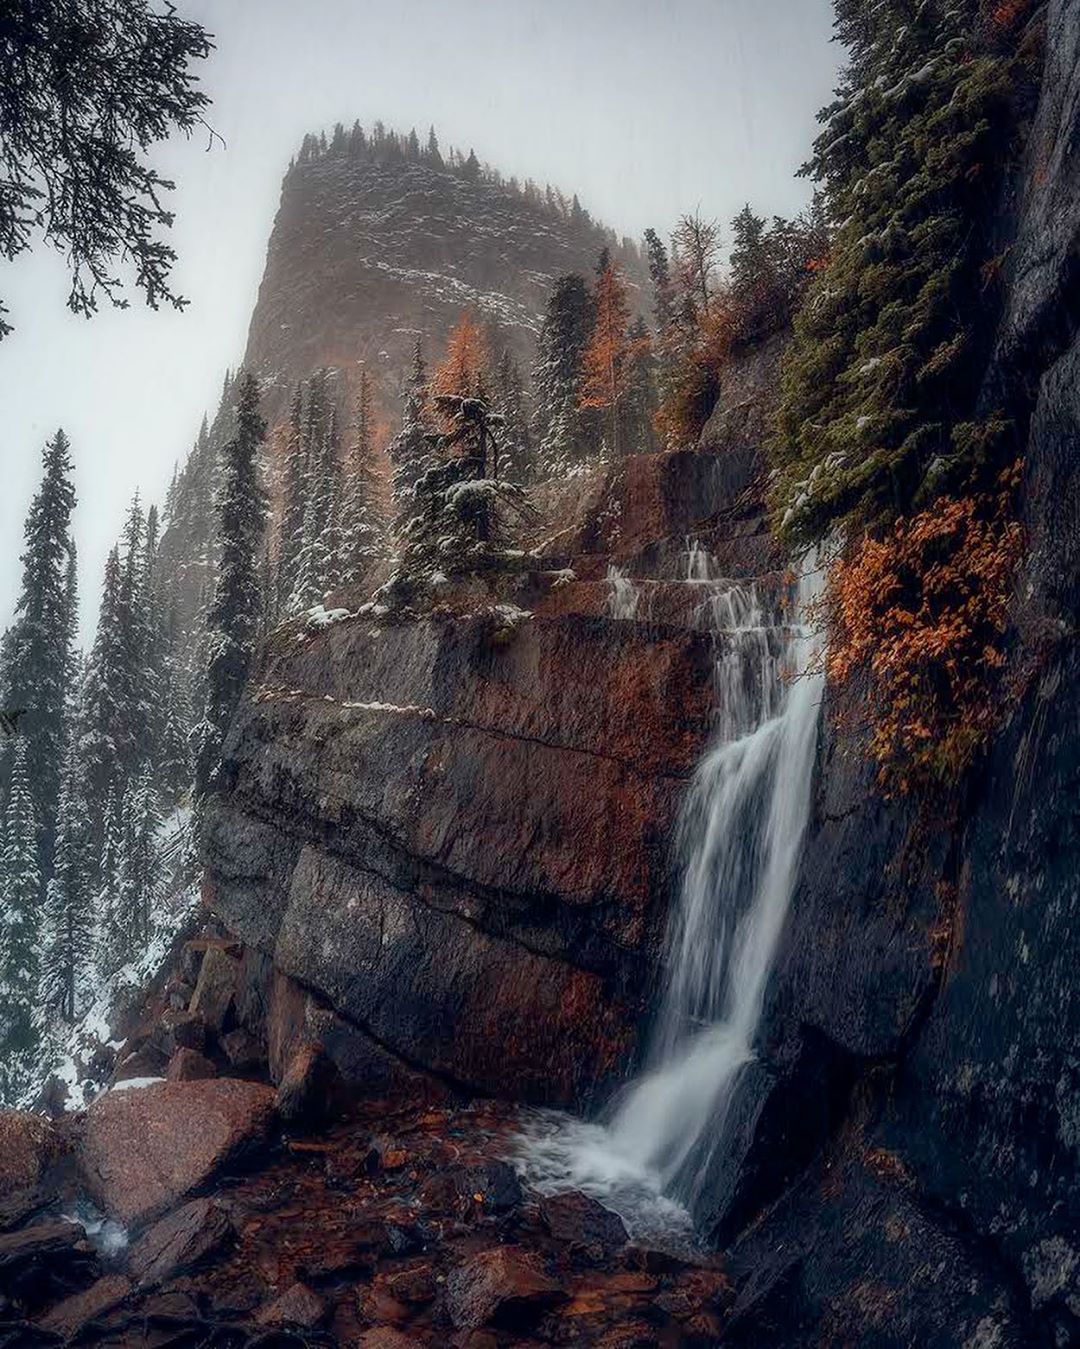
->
[[0, 0, 840, 643]]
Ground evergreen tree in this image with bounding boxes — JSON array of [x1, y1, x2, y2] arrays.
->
[[0, 739, 41, 1100], [342, 372, 387, 583], [292, 406, 341, 609], [196, 372, 267, 795], [622, 316, 659, 454], [37, 741, 93, 1024], [390, 340, 433, 549], [771, 0, 1038, 544], [0, 430, 78, 876], [532, 274, 594, 474], [93, 781, 125, 979], [277, 384, 308, 615], [115, 766, 160, 957], [494, 350, 533, 484], [79, 546, 133, 858]]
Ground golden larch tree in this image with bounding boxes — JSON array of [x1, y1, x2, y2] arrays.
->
[[433, 311, 490, 401], [578, 262, 644, 457]]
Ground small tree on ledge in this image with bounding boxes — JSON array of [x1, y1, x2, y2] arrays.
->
[[381, 391, 535, 607]]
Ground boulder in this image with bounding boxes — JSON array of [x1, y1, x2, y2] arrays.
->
[[166, 1047, 218, 1082], [128, 1198, 235, 1288], [255, 1279, 326, 1328], [37, 1273, 131, 1339], [443, 1246, 565, 1330], [0, 1112, 60, 1230], [80, 1079, 276, 1226], [113, 1045, 168, 1083], [189, 946, 240, 1031], [539, 1191, 628, 1250], [0, 1220, 97, 1313], [356, 1330, 425, 1349], [448, 1160, 523, 1216], [275, 1041, 338, 1127]]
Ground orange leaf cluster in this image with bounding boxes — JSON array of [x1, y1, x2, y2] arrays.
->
[[826, 465, 1024, 791], [433, 311, 490, 402]]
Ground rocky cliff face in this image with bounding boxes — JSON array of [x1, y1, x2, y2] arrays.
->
[[710, 5, 1080, 1344]]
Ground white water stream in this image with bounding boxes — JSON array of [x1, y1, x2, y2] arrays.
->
[[518, 547, 823, 1238]]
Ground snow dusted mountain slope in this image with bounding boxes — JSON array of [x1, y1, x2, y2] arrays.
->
[[243, 154, 647, 415]]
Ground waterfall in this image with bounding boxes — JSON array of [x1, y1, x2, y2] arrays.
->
[[517, 551, 823, 1236], [605, 564, 640, 620]]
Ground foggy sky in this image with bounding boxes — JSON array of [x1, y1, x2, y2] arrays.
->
[[0, 0, 840, 643]]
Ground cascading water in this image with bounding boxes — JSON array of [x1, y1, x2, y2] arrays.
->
[[517, 547, 823, 1237], [605, 564, 640, 620]]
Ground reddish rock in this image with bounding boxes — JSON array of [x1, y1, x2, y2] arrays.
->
[[80, 1079, 276, 1226], [0, 1111, 60, 1229], [539, 1191, 628, 1250], [255, 1279, 326, 1327], [37, 1273, 131, 1338], [382, 1263, 436, 1305], [129, 1197, 234, 1288], [167, 1047, 218, 1082], [189, 946, 240, 1031], [356, 1329, 424, 1349], [275, 1040, 338, 1127], [444, 1246, 565, 1330]]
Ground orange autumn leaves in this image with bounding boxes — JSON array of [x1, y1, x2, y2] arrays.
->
[[826, 464, 1024, 792], [578, 261, 648, 457]]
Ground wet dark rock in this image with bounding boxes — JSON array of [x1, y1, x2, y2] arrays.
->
[[539, 1191, 627, 1250], [35, 1273, 131, 1339], [255, 1280, 326, 1328], [128, 1197, 235, 1288], [0, 1221, 97, 1314], [275, 1041, 338, 1128], [355, 1329, 425, 1349], [221, 1027, 264, 1071], [443, 1246, 565, 1330], [166, 1047, 218, 1082], [449, 1160, 523, 1215]]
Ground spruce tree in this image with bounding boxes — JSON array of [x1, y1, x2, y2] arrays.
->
[[0, 430, 78, 876], [277, 385, 308, 614], [532, 274, 594, 475], [342, 372, 387, 584], [37, 741, 93, 1024], [494, 351, 533, 484], [78, 545, 132, 880], [196, 372, 267, 795], [0, 739, 41, 1100], [390, 340, 433, 548]]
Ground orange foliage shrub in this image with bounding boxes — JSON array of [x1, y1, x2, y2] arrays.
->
[[652, 297, 738, 448], [826, 464, 1023, 791]]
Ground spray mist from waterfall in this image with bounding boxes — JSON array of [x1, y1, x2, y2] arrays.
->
[[517, 548, 823, 1236]]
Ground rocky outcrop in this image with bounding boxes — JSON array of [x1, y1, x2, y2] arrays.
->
[[203, 593, 718, 1106], [79, 1079, 277, 1226], [702, 6, 1080, 1344]]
